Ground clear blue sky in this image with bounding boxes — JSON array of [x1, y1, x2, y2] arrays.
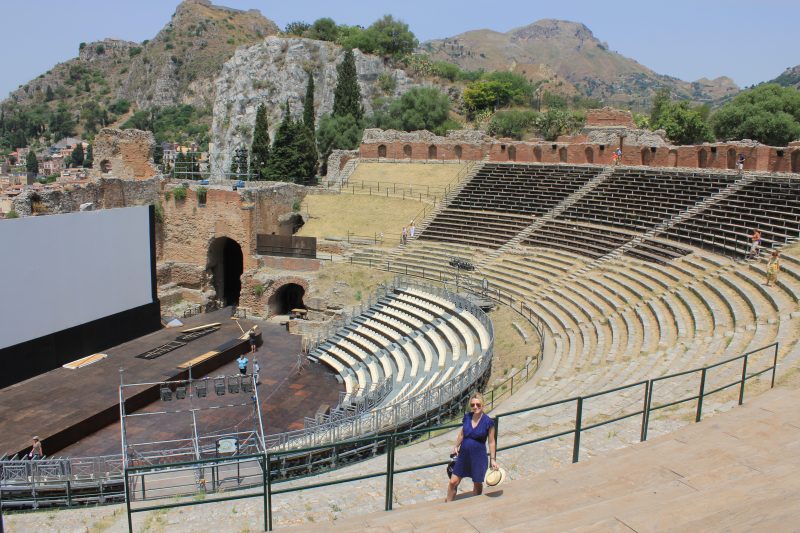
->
[[1, 0, 797, 100]]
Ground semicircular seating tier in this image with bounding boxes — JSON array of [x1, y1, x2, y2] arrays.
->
[[371, 162, 800, 422], [308, 286, 491, 409]]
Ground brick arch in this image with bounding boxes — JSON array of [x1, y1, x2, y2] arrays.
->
[[263, 277, 310, 316], [378, 144, 387, 158], [403, 144, 412, 158]]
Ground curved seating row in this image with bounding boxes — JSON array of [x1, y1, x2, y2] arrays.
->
[[309, 288, 490, 407]]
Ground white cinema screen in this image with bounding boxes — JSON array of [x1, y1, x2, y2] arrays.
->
[[0, 206, 155, 350]]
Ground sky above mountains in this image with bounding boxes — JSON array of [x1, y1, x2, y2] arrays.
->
[[1, 0, 797, 100]]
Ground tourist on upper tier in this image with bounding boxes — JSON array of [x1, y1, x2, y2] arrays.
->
[[401, 226, 407, 245], [737, 153, 746, 174], [409, 220, 416, 239], [237, 354, 248, 375], [248, 326, 258, 354], [747, 229, 762, 260], [446, 392, 498, 502], [766, 250, 781, 287], [615, 147, 623, 165], [27, 436, 43, 460]]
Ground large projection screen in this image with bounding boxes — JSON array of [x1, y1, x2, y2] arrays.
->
[[0, 206, 155, 350]]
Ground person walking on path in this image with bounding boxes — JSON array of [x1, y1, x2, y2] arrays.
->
[[766, 250, 781, 286], [615, 147, 623, 165], [737, 153, 746, 175], [401, 226, 407, 245], [27, 436, 43, 460], [248, 326, 258, 354], [237, 354, 249, 375], [446, 392, 498, 501], [409, 220, 416, 239]]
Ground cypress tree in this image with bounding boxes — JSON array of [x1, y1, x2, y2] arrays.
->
[[26, 150, 39, 176], [332, 49, 363, 121], [250, 103, 271, 179], [303, 73, 315, 130], [84, 144, 93, 168], [264, 102, 296, 182], [70, 144, 84, 168]]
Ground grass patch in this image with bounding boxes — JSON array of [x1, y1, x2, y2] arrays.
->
[[297, 194, 424, 246], [349, 162, 467, 188], [311, 263, 394, 308]]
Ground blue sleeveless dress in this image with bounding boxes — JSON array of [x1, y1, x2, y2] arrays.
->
[[452, 412, 494, 482]]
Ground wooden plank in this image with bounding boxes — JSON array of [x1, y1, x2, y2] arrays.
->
[[177, 350, 220, 369], [181, 322, 221, 333], [62, 353, 107, 370]]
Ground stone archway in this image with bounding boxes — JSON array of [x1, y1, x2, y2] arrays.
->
[[558, 147, 568, 163], [403, 144, 412, 158], [668, 149, 678, 167], [698, 149, 708, 169], [792, 150, 800, 173], [378, 144, 387, 158], [727, 148, 737, 170], [508, 145, 516, 161], [207, 237, 243, 306], [641, 147, 651, 166], [454, 145, 463, 159], [585, 147, 594, 164], [533, 146, 542, 163], [265, 278, 309, 316], [428, 145, 437, 159]]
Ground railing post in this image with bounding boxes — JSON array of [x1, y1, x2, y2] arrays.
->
[[695, 368, 707, 422], [642, 380, 653, 441], [739, 353, 749, 405], [771, 343, 779, 388], [385, 436, 395, 511], [124, 469, 133, 533], [263, 454, 271, 532], [572, 397, 583, 463], [639, 380, 650, 442]]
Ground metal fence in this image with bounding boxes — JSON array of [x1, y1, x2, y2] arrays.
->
[[120, 342, 779, 532]]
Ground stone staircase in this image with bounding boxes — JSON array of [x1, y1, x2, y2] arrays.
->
[[483, 165, 616, 264]]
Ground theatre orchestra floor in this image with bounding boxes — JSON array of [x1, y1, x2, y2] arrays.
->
[[0, 309, 341, 458]]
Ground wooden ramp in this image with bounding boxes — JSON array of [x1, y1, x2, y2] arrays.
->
[[288, 385, 800, 532]]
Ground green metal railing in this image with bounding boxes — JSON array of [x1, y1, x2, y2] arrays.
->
[[123, 342, 778, 531]]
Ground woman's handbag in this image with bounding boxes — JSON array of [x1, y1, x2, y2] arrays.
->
[[446, 452, 457, 478]]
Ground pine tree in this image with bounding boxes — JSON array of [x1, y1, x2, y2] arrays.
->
[[264, 103, 296, 182], [84, 144, 93, 168], [250, 103, 271, 179], [70, 144, 84, 168], [332, 49, 363, 121], [303, 73, 315, 130], [26, 150, 39, 176]]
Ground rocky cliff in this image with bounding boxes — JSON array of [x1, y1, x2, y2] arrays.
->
[[209, 37, 419, 179]]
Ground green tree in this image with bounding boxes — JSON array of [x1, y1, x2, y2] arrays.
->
[[372, 87, 456, 135], [84, 144, 93, 168], [487, 109, 538, 140], [303, 73, 315, 130], [70, 143, 84, 168], [26, 150, 39, 175], [316, 113, 364, 174], [250, 103, 271, 179], [649, 88, 671, 126], [462, 80, 512, 116], [332, 49, 363, 121], [535, 109, 586, 141], [711, 83, 800, 146], [482, 72, 533, 105], [653, 101, 712, 145], [265, 103, 316, 182], [306, 18, 339, 41], [284, 21, 311, 36], [48, 103, 76, 140], [364, 15, 417, 58]]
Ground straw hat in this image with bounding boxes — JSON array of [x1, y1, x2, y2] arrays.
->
[[484, 466, 507, 487]]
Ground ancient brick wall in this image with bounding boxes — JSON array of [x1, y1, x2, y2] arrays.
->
[[586, 107, 635, 128], [93, 128, 159, 180]]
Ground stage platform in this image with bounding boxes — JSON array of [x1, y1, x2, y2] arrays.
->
[[0, 309, 341, 458]]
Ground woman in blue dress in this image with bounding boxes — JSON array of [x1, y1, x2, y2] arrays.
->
[[446, 392, 498, 501]]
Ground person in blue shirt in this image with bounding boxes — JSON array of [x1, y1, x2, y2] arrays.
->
[[237, 354, 248, 375]]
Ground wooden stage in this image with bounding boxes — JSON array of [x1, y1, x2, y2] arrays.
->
[[0, 309, 341, 458]]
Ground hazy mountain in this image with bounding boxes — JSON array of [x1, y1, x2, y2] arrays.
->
[[770, 65, 800, 89], [420, 19, 739, 107]]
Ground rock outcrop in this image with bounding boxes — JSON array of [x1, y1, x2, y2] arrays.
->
[[209, 37, 421, 179]]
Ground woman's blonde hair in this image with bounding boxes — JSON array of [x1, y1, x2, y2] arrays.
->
[[469, 391, 485, 405]]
